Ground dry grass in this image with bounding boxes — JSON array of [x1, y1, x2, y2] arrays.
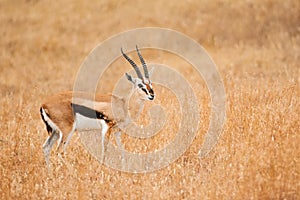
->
[[0, 0, 299, 199]]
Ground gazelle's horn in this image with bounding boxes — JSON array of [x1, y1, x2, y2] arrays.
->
[[121, 48, 143, 80], [136, 45, 149, 79]]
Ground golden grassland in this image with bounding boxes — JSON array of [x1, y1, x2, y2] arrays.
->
[[0, 0, 299, 199]]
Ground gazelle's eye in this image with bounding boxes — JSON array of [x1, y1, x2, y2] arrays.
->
[[138, 84, 143, 88]]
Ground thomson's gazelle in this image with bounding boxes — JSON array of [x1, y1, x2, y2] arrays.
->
[[40, 46, 155, 167]]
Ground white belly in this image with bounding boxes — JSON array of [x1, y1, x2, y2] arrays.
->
[[75, 113, 107, 131]]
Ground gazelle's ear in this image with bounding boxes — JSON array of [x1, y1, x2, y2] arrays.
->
[[125, 73, 134, 83]]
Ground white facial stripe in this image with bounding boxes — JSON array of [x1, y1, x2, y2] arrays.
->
[[129, 77, 155, 100]]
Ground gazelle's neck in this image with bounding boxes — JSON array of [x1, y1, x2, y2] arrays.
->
[[126, 87, 145, 122]]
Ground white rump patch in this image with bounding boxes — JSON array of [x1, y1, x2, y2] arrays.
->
[[41, 107, 62, 133]]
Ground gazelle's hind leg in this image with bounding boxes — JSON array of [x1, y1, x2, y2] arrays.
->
[[56, 131, 63, 152], [43, 130, 60, 169], [63, 122, 76, 154], [55, 130, 69, 166]]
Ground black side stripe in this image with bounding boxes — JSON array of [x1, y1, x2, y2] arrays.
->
[[40, 107, 52, 134], [71, 103, 111, 123]]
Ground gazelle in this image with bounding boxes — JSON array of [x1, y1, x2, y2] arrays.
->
[[40, 46, 155, 168]]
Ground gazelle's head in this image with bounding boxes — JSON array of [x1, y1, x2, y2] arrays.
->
[[121, 46, 155, 101]]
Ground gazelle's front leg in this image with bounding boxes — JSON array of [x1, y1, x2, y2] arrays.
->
[[100, 120, 109, 162], [115, 131, 125, 166], [63, 122, 77, 154]]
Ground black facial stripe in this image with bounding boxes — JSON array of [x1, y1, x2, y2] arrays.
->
[[141, 88, 148, 94], [71, 103, 111, 123]]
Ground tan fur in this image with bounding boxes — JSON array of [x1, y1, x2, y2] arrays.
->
[[41, 91, 126, 147], [40, 48, 154, 169]]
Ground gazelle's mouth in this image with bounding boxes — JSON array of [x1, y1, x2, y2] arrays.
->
[[148, 96, 154, 101]]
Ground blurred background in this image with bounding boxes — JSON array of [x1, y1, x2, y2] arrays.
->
[[0, 0, 299, 199]]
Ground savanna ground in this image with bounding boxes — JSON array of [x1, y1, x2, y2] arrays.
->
[[0, 0, 299, 199]]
